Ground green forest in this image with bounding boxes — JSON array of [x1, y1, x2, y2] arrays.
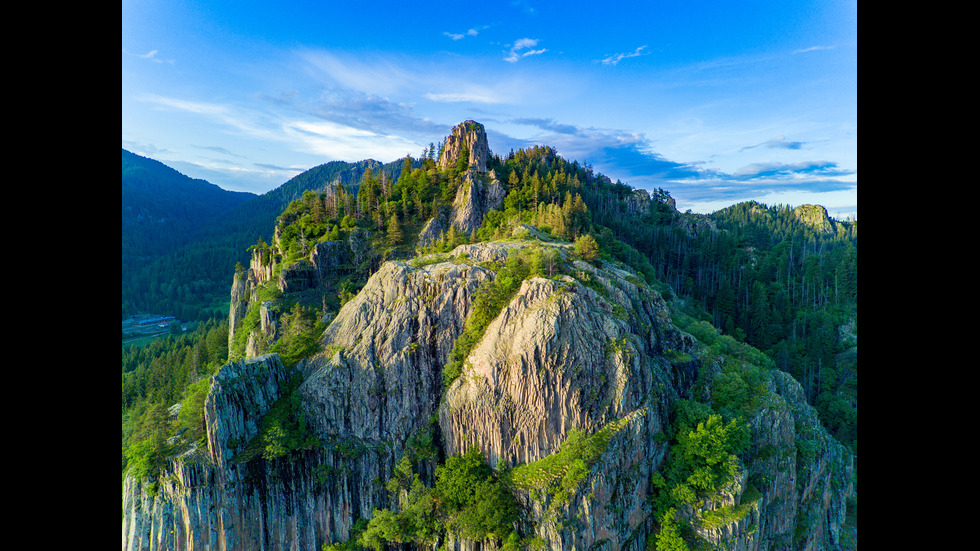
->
[[121, 142, 856, 549], [122, 150, 397, 322]]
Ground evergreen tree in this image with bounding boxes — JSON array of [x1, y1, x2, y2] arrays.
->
[[653, 509, 689, 551], [388, 214, 403, 246], [456, 141, 471, 174], [574, 234, 600, 263]]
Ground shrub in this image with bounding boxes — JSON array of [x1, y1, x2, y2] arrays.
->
[[125, 439, 162, 482], [652, 508, 689, 551], [573, 234, 600, 263], [435, 447, 520, 542]]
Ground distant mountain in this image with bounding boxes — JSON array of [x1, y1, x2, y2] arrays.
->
[[122, 149, 256, 260], [198, 158, 395, 253], [121, 150, 409, 321], [122, 122, 857, 551]]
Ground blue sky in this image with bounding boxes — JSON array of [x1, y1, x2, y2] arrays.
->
[[122, 0, 857, 218]]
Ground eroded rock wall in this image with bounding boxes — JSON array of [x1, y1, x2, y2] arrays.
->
[[125, 239, 853, 551], [437, 120, 490, 173]]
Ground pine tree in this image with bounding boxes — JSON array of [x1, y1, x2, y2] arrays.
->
[[574, 234, 600, 263], [654, 508, 689, 551], [388, 214, 403, 246], [456, 140, 470, 174]]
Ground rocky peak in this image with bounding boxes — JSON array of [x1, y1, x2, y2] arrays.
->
[[125, 235, 853, 551], [794, 204, 835, 233], [417, 171, 506, 248], [437, 120, 490, 173], [449, 171, 506, 236]]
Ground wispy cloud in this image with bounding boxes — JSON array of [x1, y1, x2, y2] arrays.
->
[[124, 48, 175, 64], [511, 117, 579, 135], [510, 0, 536, 15], [425, 92, 503, 104], [507, 114, 855, 214], [141, 95, 251, 131], [297, 49, 526, 107], [510, 118, 705, 181], [257, 84, 445, 138], [597, 45, 648, 66], [730, 160, 852, 181], [793, 45, 834, 54], [253, 162, 302, 172], [281, 120, 420, 161], [296, 49, 534, 108], [193, 145, 245, 157], [505, 38, 547, 63], [444, 28, 481, 40], [141, 92, 423, 165], [740, 136, 806, 151]]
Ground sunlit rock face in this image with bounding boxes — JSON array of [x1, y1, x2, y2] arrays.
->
[[124, 180, 853, 551], [438, 120, 490, 173]]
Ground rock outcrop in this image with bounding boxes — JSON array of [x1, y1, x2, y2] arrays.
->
[[793, 204, 835, 234], [416, 170, 506, 248], [437, 120, 490, 173], [299, 258, 493, 448], [125, 235, 852, 551], [450, 171, 506, 237], [122, 354, 303, 551], [418, 121, 504, 249], [438, 250, 693, 549], [228, 228, 371, 358]]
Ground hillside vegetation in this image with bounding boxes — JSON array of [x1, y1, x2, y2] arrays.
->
[[121, 123, 856, 550]]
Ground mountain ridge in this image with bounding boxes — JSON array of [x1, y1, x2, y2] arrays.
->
[[121, 120, 857, 551], [122, 149, 256, 257]]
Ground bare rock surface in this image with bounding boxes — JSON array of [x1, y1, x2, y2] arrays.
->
[[437, 120, 490, 172], [124, 238, 853, 551]]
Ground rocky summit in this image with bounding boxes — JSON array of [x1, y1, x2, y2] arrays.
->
[[437, 120, 491, 173], [121, 120, 855, 551], [123, 241, 852, 551]]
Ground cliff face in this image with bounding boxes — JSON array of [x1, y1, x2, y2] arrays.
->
[[298, 258, 493, 450], [227, 228, 371, 357], [440, 251, 696, 549], [122, 354, 306, 551], [124, 236, 852, 551], [418, 122, 504, 250], [437, 120, 490, 173]]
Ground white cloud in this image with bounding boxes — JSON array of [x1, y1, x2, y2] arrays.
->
[[424, 92, 503, 104], [281, 120, 420, 161], [140, 95, 260, 134], [124, 48, 175, 64], [598, 45, 648, 66], [444, 27, 481, 40], [513, 38, 538, 50], [296, 49, 533, 107], [140, 92, 421, 163], [505, 38, 547, 63], [792, 45, 834, 54]]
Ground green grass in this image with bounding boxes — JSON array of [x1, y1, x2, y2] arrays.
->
[[504, 410, 644, 500]]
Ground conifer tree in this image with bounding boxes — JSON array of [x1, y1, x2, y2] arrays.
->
[[574, 234, 600, 263], [654, 509, 689, 551], [456, 141, 470, 174], [388, 214, 403, 246], [508, 169, 520, 188]]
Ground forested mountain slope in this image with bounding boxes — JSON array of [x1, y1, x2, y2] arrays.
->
[[121, 121, 856, 551], [122, 149, 256, 259], [122, 150, 409, 321]]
